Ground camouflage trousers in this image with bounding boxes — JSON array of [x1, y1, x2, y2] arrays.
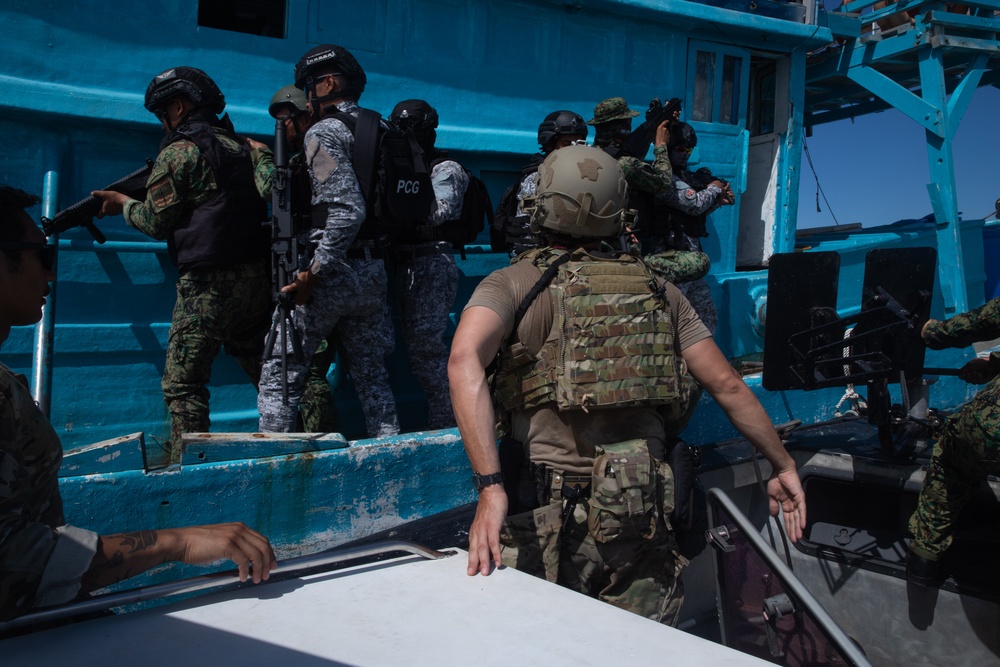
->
[[500, 497, 686, 625], [666, 233, 717, 335], [397, 244, 459, 430], [162, 263, 272, 459], [644, 249, 710, 286], [300, 336, 339, 433], [258, 257, 399, 437], [908, 399, 1000, 560]]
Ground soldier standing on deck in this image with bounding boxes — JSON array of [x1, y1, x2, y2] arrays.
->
[[588, 97, 674, 194], [388, 99, 468, 430], [257, 45, 399, 437], [267, 84, 339, 434], [449, 145, 805, 624], [93, 67, 273, 460], [0, 184, 276, 622], [492, 110, 588, 257], [907, 297, 1000, 585], [653, 122, 735, 334]]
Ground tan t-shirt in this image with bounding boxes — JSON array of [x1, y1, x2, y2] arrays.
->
[[466, 255, 711, 474]]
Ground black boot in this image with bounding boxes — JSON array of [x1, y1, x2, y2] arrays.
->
[[906, 550, 940, 587]]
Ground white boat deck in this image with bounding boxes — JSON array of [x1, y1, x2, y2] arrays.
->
[[3, 548, 769, 666]]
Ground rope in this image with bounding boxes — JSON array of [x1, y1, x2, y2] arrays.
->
[[833, 326, 867, 417]]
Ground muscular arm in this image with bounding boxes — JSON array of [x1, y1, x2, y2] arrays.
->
[[82, 523, 276, 592], [448, 306, 508, 576], [683, 337, 806, 541]]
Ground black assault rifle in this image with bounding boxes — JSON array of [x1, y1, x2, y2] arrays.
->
[[617, 97, 683, 161], [685, 167, 734, 204], [262, 116, 304, 405], [41, 160, 153, 243]]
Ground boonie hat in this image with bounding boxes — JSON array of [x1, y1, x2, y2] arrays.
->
[[587, 97, 640, 126]]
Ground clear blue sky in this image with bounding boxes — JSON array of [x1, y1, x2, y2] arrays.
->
[[796, 84, 1000, 229]]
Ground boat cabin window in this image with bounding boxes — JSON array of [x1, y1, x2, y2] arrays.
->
[[691, 47, 745, 126], [198, 0, 287, 38]]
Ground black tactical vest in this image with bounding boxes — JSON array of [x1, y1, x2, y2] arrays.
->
[[164, 118, 269, 273]]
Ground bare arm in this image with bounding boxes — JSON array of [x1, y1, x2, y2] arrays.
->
[[81, 522, 276, 592], [448, 306, 508, 576], [682, 337, 806, 541]]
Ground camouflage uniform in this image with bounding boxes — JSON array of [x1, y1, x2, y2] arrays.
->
[[908, 297, 1000, 561], [258, 100, 399, 437], [394, 159, 468, 430], [467, 253, 712, 625], [653, 172, 728, 335], [588, 97, 674, 196], [490, 155, 545, 258], [300, 337, 339, 433], [501, 489, 685, 624], [0, 364, 98, 621], [645, 249, 711, 286], [618, 145, 673, 195], [124, 128, 273, 457]]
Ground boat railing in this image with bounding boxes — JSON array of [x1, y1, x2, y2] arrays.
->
[[707, 487, 875, 666], [0, 540, 454, 634]]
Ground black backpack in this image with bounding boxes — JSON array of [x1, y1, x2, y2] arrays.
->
[[431, 157, 494, 257], [335, 108, 436, 235]]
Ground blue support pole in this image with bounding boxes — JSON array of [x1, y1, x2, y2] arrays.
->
[[34, 170, 59, 416], [919, 47, 967, 314]]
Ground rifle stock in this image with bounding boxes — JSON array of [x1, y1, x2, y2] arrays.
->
[[41, 160, 153, 243]]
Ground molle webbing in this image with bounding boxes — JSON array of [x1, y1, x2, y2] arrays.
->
[[495, 248, 682, 413]]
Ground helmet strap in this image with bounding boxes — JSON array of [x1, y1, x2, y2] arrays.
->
[[575, 192, 594, 232]]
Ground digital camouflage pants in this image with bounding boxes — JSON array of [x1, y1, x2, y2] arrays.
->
[[162, 263, 272, 460], [397, 245, 459, 430], [908, 397, 1000, 560], [258, 257, 399, 438]]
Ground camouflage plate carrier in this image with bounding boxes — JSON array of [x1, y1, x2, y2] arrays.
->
[[494, 246, 687, 419]]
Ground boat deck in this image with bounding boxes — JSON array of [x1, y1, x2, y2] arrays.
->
[[2, 547, 770, 667]]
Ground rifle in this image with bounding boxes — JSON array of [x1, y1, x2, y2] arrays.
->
[[685, 167, 734, 204], [41, 160, 153, 243], [618, 97, 683, 161], [262, 117, 304, 405]]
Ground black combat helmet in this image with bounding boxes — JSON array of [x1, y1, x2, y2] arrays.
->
[[389, 99, 439, 132], [669, 121, 698, 150], [293, 44, 367, 97], [144, 66, 225, 115], [537, 110, 588, 152]]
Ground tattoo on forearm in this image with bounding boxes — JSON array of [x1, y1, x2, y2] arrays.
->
[[83, 530, 162, 590], [110, 530, 159, 554]]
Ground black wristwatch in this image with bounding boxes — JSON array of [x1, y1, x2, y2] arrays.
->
[[472, 471, 504, 492]]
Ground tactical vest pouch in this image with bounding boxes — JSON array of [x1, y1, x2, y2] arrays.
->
[[588, 439, 658, 543]]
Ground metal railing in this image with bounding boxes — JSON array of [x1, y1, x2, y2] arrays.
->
[[0, 540, 454, 633]]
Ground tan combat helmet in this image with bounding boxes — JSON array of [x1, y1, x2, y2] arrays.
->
[[529, 144, 629, 239], [269, 85, 308, 119]]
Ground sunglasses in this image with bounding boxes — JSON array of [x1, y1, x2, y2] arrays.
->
[[0, 241, 56, 271]]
